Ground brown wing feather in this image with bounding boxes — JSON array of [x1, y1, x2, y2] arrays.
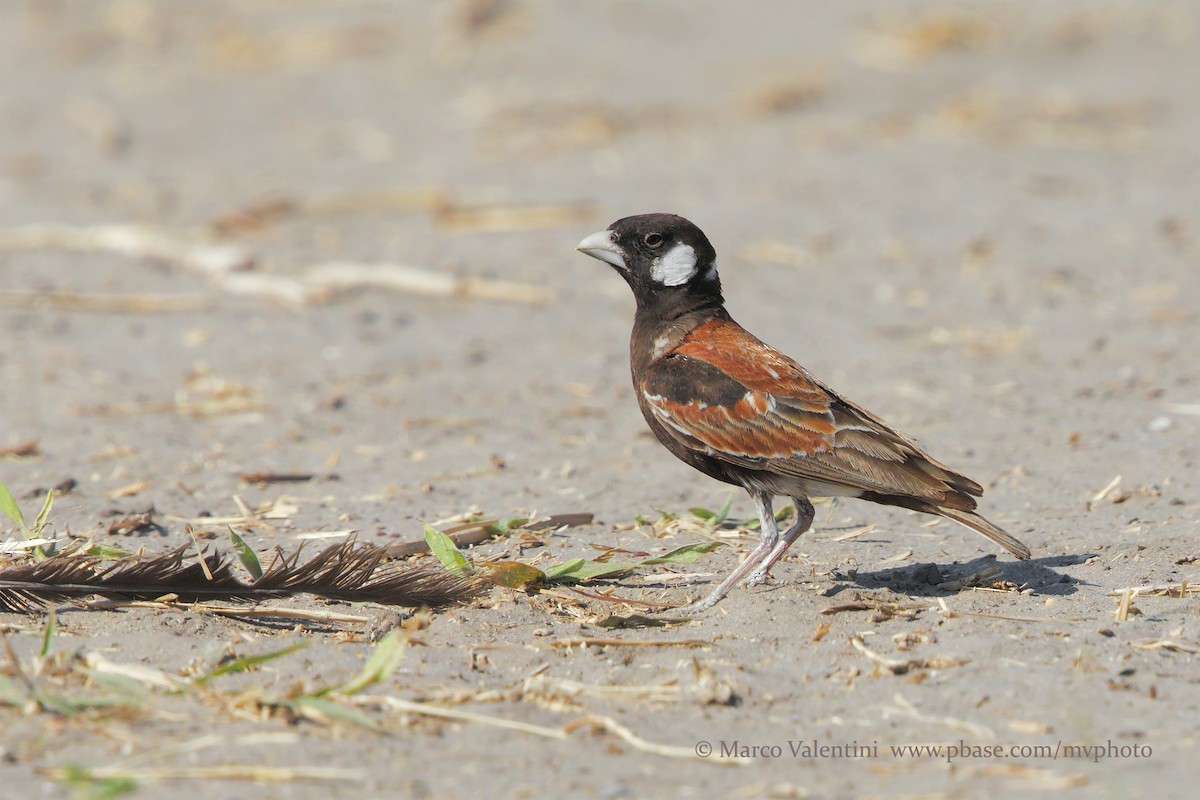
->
[[645, 317, 986, 508]]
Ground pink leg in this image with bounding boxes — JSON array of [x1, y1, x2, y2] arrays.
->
[[676, 489, 778, 614], [744, 497, 814, 586]]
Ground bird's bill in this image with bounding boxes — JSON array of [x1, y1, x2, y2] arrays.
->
[[576, 230, 627, 270]]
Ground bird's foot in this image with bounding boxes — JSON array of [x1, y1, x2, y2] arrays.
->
[[670, 597, 719, 616], [742, 569, 772, 587]]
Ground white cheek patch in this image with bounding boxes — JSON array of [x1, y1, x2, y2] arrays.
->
[[650, 243, 698, 286]]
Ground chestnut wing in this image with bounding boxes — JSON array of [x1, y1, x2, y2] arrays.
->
[[641, 347, 980, 506]]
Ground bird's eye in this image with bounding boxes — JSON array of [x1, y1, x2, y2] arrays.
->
[[644, 233, 664, 248]]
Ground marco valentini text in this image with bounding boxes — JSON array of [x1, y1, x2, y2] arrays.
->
[[697, 739, 1152, 764]]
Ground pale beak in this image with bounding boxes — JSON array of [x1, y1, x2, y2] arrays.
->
[[576, 230, 627, 270]]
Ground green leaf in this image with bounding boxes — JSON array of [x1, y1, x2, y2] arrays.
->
[[339, 631, 405, 696], [33, 489, 54, 535], [0, 676, 28, 707], [228, 529, 262, 580], [710, 493, 734, 526], [689, 494, 734, 525], [640, 541, 727, 565], [286, 696, 380, 731], [59, 765, 139, 800], [195, 642, 307, 684], [35, 690, 133, 715], [483, 516, 529, 536], [542, 558, 639, 583], [0, 482, 26, 532], [564, 560, 640, 580], [82, 670, 151, 700], [81, 545, 133, 560], [485, 561, 546, 589], [422, 523, 473, 576], [39, 608, 56, 659], [540, 558, 585, 581], [31, 690, 79, 715], [538, 541, 726, 584]]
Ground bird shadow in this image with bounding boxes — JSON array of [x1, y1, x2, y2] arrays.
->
[[824, 553, 1095, 598]]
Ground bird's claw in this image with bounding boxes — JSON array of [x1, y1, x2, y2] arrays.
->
[[742, 570, 772, 587], [671, 598, 717, 616]]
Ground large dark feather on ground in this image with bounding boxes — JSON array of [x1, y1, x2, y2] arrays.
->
[[0, 541, 486, 613]]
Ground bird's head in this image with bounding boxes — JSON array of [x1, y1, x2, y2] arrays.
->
[[576, 213, 722, 309]]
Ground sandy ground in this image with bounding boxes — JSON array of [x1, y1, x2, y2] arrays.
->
[[1, 1, 1198, 798]]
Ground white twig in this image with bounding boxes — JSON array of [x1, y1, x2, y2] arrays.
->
[[351, 694, 568, 740], [567, 714, 750, 765]]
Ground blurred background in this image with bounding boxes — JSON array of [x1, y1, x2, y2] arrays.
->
[[1, 3, 1198, 798]]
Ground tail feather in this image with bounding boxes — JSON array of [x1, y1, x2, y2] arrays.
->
[[938, 507, 1031, 560]]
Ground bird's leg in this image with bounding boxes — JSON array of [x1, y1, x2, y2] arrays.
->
[[676, 489, 779, 614], [743, 497, 815, 587]]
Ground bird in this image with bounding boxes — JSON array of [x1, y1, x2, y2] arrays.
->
[[576, 213, 1031, 613]]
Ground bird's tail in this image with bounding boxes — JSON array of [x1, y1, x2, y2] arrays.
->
[[938, 507, 1031, 560]]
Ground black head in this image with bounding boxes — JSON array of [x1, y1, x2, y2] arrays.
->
[[576, 213, 723, 310]]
